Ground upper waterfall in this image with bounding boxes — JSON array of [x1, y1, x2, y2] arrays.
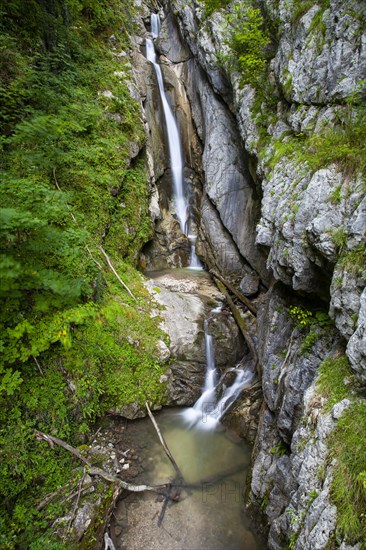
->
[[146, 14, 202, 269], [146, 19, 187, 236]]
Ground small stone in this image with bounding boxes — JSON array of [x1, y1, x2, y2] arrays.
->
[[239, 271, 260, 296], [82, 474, 93, 488], [122, 463, 130, 470], [332, 399, 351, 419]]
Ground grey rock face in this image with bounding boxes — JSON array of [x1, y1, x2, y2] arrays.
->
[[249, 284, 345, 549], [197, 193, 252, 279], [273, 0, 366, 104], [347, 288, 366, 382], [156, 12, 191, 63], [239, 270, 260, 297], [177, 58, 269, 281]]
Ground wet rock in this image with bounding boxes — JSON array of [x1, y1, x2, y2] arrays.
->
[[239, 271, 260, 297], [110, 402, 146, 420], [156, 12, 191, 63], [225, 380, 263, 444]]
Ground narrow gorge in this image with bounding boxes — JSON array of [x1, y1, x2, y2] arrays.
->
[[0, 1, 365, 549], [130, 1, 366, 547]]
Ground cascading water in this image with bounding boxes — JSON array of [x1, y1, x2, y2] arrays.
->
[[146, 14, 202, 269], [182, 311, 255, 430]]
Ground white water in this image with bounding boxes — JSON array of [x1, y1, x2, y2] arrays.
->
[[150, 13, 160, 38], [146, 35, 187, 234], [147, 14, 202, 270], [182, 315, 255, 430]]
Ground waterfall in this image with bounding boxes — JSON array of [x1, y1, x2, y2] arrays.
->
[[146, 14, 202, 270], [182, 313, 255, 430], [150, 13, 161, 38], [146, 27, 187, 235]]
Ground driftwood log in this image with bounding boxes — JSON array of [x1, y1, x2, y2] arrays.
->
[[210, 270, 257, 316], [35, 431, 170, 495], [213, 277, 261, 377]]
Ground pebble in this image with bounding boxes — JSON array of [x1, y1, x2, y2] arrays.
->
[[122, 463, 130, 470]]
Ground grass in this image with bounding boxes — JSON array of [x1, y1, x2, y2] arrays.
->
[[329, 401, 366, 543], [316, 354, 366, 543], [267, 104, 366, 180], [317, 355, 354, 411]]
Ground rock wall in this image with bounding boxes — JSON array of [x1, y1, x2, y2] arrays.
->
[[132, 0, 366, 548]]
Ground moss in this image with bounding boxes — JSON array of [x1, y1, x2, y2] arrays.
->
[[316, 354, 366, 543], [329, 401, 366, 543]]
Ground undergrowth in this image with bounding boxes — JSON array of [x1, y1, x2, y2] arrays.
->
[[0, 1, 167, 546], [317, 355, 366, 544]]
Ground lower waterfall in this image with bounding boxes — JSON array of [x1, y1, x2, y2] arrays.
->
[[182, 310, 256, 430]]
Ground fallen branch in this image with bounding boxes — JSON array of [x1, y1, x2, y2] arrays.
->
[[67, 467, 86, 534], [99, 246, 136, 301], [213, 277, 261, 377], [35, 430, 169, 495], [210, 270, 257, 316], [145, 403, 183, 483], [146, 403, 185, 527]]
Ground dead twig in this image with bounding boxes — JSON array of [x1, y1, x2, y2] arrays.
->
[[33, 355, 44, 376], [145, 403, 183, 482], [99, 247, 136, 301], [35, 430, 169, 495]]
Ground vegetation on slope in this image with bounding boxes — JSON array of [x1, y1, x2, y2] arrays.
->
[[317, 356, 366, 545], [0, 1, 167, 546]]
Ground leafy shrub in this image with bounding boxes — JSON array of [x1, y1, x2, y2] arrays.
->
[[226, 1, 270, 86]]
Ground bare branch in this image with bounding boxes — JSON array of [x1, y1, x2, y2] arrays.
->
[[99, 247, 136, 301], [33, 355, 44, 376], [146, 403, 183, 482], [35, 430, 169, 494]]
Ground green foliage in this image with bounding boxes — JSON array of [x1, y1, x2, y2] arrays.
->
[[316, 354, 366, 543], [202, 0, 231, 16], [317, 354, 353, 411], [331, 227, 348, 254], [288, 305, 313, 327], [329, 401, 366, 543], [339, 243, 366, 278], [269, 103, 366, 179], [288, 306, 333, 354], [0, 1, 165, 546], [223, 0, 270, 86]]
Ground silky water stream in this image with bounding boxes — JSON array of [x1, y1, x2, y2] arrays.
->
[[110, 270, 261, 549]]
